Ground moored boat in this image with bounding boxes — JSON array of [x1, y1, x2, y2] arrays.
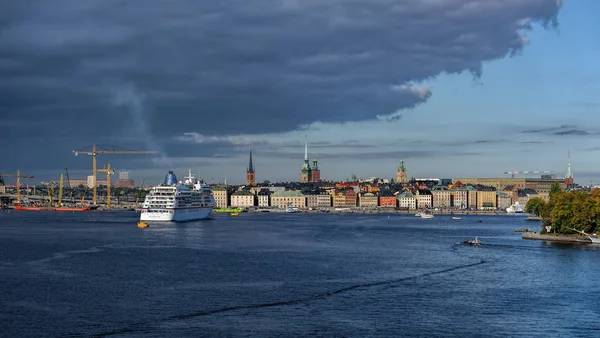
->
[[452, 216, 462, 220], [14, 205, 44, 211], [214, 208, 244, 213], [506, 202, 525, 214], [54, 206, 91, 212]]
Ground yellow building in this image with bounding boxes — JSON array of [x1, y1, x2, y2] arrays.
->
[[453, 178, 526, 190], [358, 192, 378, 208], [431, 186, 451, 208], [271, 190, 306, 209], [231, 190, 255, 208], [476, 188, 497, 210], [211, 187, 229, 208]]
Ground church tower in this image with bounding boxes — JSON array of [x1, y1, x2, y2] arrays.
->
[[396, 160, 407, 183], [565, 150, 573, 186], [246, 150, 256, 186], [300, 137, 312, 183], [311, 156, 320, 182]]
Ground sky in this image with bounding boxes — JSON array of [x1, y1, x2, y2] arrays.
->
[[1, 0, 599, 186]]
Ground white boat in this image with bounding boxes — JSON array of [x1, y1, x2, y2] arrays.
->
[[420, 211, 434, 219], [140, 170, 215, 222], [452, 216, 462, 220], [414, 212, 422, 217], [506, 202, 525, 214]]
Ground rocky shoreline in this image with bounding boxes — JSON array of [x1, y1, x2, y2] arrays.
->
[[522, 232, 592, 244]]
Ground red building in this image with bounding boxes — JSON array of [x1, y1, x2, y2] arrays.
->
[[379, 192, 397, 208]]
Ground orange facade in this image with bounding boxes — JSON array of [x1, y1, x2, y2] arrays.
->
[[379, 196, 397, 208]]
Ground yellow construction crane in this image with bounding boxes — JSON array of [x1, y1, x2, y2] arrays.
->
[[97, 162, 115, 208], [72, 144, 157, 204], [0, 170, 34, 204], [135, 177, 146, 206], [58, 174, 64, 206]]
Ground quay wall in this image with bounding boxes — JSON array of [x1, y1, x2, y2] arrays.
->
[[522, 232, 591, 244]]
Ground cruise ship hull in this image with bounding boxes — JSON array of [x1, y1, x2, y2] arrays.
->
[[140, 207, 213, 222]]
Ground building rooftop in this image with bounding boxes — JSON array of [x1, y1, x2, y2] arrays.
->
[[232, 190, 254, 196], [272, 190, 305, 197]]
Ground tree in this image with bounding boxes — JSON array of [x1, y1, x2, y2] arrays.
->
[[549, 182, 562, 201], [550, 190, 600, 234], [525, 197, 546, 216]]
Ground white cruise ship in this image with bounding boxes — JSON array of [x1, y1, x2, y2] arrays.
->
[[140, 170, 215, 222], [506, 201, 525, 214]]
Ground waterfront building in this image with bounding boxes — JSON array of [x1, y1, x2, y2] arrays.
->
[[475, 186, 496, 210], [304, 190, 332, 208], [416, 189, 432, 209], [271, 190, 307, 209], [231, 190, 255, 208], [454, 178, 526, 190], [333, 187, 357, 207], [524, 178, 566, 192], [379, 190, 397, 208], [257, 188, 271, 207], [502, 185, 518, 204], [431, 185, 451, 208], [466, 186, 477, 209], [115, 179, 134, 188], [537, 190, 550, 202], [358, 192, 378, 208], [455, 177, 567, 193], [396, 160, 407, 183], [497, 191, 512, 210], [211, 186, 229, 208], [516, 189, 529, 206], [397, 191, 417, 210], [246, 150, 256, 186], [450, 181, 468, 209]]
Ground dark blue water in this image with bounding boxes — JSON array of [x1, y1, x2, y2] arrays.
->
[[1, 211, 599, 337]]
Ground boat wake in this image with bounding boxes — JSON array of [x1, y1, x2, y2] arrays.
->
[[89, 260, 487, 337]]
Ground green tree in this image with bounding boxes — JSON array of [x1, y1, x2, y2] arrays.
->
[[525, 197, 546, 216], [549, 182, 562, 201], [550, 190, 600, 234]]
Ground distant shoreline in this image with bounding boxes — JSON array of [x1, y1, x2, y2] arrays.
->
[[249, 208, 529, 215]]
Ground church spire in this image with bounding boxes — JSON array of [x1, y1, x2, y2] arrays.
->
[[304, 135, 308, 160], [247, 150, 254, 173], [566, 150, 572, 179]]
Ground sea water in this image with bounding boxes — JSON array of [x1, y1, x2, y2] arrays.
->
[[1, 211, 599, 337]]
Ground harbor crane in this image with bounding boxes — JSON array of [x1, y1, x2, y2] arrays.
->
[[97, 162, 115, 208], [0, 170, 34, 204], [73, 144, 157, 204], [503, 170, 554, 178]]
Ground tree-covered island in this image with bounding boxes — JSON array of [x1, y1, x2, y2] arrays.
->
[[525, 182, 600, 235]]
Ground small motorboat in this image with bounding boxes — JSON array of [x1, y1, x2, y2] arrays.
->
[[137, 221, 149, 228], [461, 236, 482, 246], [476, 220, 483, 223], [230, 212, 239, 216], [452, 216, 462, 220]]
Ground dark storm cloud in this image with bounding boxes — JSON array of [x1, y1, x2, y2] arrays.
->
[[0, 0, 562, 173], [522, 125, 593, 136]]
